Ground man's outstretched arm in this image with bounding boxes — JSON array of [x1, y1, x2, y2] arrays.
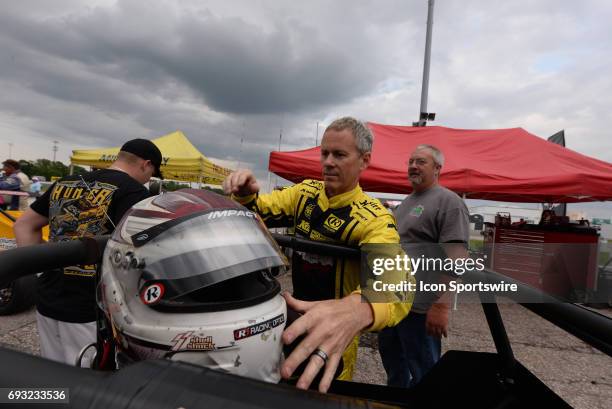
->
[[14, 209, 48, 246]]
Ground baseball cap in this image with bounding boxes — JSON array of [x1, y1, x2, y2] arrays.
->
[[120, 139, 163, 179]]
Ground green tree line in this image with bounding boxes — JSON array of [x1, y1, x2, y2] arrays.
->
[[17, 159, 88, 180], [14, 159, 226, 195]]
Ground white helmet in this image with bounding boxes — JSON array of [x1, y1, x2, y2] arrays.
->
[[98, 189, 288, 383]]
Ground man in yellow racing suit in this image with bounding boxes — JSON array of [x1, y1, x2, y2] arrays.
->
[[224, 117, 413, 393]]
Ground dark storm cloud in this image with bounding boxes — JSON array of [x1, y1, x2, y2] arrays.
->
[[0, 2, 390, 115], [0, 0, 414, 179]]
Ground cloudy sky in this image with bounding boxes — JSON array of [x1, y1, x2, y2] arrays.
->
[[1, 0, 611, 214]]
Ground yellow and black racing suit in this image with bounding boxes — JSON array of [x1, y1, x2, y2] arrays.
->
[[234, 179, 412, 380]]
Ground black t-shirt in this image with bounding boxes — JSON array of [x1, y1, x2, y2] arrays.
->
[[31, 169, 151, 323]]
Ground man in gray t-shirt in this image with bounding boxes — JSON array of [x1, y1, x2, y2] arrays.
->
[[378, 144, 469, 388]]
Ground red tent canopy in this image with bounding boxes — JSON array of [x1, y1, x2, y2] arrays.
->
[[269, 123, 612, 203]]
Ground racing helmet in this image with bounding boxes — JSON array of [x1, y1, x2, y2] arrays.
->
[[98, 189, 288, 383]]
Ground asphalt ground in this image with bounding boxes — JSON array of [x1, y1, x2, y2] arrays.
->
[[1, 276, 610, 409]]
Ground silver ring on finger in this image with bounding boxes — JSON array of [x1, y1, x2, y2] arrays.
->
[[312, 348, 329, 364]]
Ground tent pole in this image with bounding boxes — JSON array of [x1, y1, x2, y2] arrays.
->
[[69, 164, 74, 175]]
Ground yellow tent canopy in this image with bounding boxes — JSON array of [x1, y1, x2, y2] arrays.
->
[[70, 131, 233, 184]]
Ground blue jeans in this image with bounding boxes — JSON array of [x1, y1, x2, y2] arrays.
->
[[377, 312, 441, 388]]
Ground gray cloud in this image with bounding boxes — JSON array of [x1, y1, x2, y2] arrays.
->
[[0, 1, 395, 116]]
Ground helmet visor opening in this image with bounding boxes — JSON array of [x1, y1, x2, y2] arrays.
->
[[134, 209, 287, 300], [150, 270, 281, 312]]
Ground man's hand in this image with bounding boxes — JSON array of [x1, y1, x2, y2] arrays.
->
[[281, 292, 373, 393], [425, 302, 449, 338], [222, 169, 260, 196]]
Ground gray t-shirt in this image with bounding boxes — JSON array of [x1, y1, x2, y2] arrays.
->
[[394, 185, 469, 313]]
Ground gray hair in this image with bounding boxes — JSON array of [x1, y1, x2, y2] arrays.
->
[[415, 144, 444, 167], [326, 117, 374, 155]]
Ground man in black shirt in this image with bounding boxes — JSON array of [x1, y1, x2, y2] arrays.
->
[[14, 139, 162, 366]]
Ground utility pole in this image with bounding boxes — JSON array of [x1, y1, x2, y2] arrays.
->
[[52, 140, 59, 162], [278, 124, 283, 152], [8, 142, 13, 159], [237, 137, 244, 170], [413, 0, 436, 127], [237, 121, 245, 169], [315, 121, 319, 146]]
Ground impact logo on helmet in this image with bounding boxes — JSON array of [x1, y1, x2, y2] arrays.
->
[[233, 314, 285, 341], [140, 283, 165, 305], [207, 209, 256, 220]]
